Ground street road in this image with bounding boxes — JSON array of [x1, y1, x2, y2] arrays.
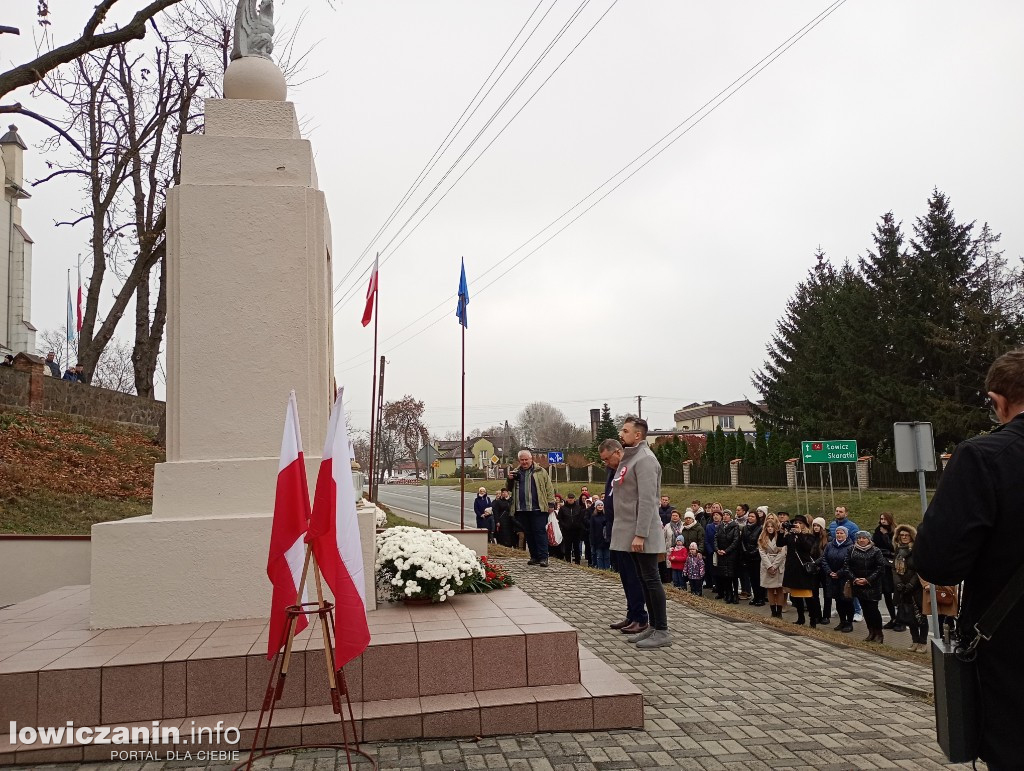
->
[[376, 483, 482, 528]]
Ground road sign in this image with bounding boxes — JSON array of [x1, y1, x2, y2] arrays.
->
[[431, 460, 440, 469], [490, 454, 499, 464], [416, 444, 440, 464], [894, 422, 936, 472], [547, 451, 564, 464], [801, 439, 857, 464]]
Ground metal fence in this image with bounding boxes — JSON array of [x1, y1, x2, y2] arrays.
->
[[737, 464, 789, 487], [688, 465, 731, 486], [868, 461, 942, 490]]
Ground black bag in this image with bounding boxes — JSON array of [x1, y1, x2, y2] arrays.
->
[[797, 551, 817, 576], [931, 563, 1024, 763]]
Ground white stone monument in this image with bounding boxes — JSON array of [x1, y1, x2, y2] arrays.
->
[[90, 5, 377, 627]]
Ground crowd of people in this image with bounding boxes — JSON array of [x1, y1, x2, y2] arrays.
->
[[0, 350, 87, 381], [477, 447, 957, 651]]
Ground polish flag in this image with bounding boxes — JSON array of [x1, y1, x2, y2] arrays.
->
[[266, 391, 311, 659], [306, 388, 370, 670], [360, 255, 378, 327]]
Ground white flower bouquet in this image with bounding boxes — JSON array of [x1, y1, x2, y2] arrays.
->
[[376, 526, 484, 603], [375, 508, 387, 528]]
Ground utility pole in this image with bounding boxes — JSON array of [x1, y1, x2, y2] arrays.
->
[[636, 395, 644, 420], [372, 356, 386, 501]]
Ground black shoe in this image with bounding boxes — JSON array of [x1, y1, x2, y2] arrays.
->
[[833, 622, 844, 631], [892, 624, 906, 632], [539, 560, 548, 567], [820, 616, 831, 624], [527, 559, 539, 565], [882, 620, 897, 630], [793, 616, 806, 626], [840, 624, 853, 633]]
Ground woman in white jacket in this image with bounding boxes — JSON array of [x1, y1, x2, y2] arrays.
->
[[758, 512, 788, 618]]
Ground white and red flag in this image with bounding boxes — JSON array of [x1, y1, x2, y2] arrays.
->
[[360, 255, 378, 327], [306, 388, 370, 670], [266, 391, 311, 659]]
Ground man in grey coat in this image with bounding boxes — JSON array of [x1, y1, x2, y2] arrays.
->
[[610, 416, 671, 648]]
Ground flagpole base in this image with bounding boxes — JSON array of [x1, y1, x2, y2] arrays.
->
[[238, 600, 375, 771]]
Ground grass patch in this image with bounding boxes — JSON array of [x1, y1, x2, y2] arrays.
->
[[0, 489, 152, 535], [369, 497, 425, 529], [426, 479, 927, 525]]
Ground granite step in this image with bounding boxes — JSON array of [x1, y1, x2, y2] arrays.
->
[[1, 648, 642, 766]]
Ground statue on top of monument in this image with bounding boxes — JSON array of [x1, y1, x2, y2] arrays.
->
[[231, 0, 275, 61]]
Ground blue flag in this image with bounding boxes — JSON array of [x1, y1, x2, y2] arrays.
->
[[456, 258, 469, 328]]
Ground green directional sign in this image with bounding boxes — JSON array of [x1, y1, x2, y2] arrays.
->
[[801, 439, 858, 464]]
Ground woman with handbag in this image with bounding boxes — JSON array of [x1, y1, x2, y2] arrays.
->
[[842, 530, 888, 642], [782, 514, 823, 626], [758, 513, 787, 617], [874, 512, 904, 631], [811, 517, 831, 623], [892, 524, 928, 652], [823, 525, 855, 632]]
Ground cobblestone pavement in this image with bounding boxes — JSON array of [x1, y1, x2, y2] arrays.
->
[[12, 556, 978, 771]]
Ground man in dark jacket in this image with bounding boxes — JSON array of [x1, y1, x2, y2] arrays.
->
[[557, 493, 586, 564], [740, 512, 765, 606], [915, 349, 1024, 770]]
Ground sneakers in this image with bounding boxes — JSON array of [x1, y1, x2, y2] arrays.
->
[[853, 613, 864, 623], [627, 626, 656, 644], [636, 629, 673, 649], [538, 560, 548, 567]]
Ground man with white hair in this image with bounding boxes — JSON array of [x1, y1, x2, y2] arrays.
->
[[506, 450, 554, 567]]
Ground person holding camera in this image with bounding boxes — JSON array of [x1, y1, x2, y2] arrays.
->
[[782, 514, 823, 626], [506, 449, 554, 567], [914, 349, 1024, 769]]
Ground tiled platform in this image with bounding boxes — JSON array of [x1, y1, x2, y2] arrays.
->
[[0, 586, 642, 765]]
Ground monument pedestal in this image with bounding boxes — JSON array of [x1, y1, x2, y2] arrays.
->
[[88, 96, 363, 628]]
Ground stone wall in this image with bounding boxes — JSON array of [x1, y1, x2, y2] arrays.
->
[[0, 362, 164, 434], [0, 365, 30, 408]]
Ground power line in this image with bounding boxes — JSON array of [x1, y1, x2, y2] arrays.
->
[[335, 0, 847, 373], [330, 0, 550, 300], [332, 0, 612, 315]]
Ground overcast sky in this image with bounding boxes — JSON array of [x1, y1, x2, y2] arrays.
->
[[7, 1, 1024, 438]]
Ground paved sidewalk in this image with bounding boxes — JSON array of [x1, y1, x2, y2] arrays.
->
[[11, 555, 976, 771]]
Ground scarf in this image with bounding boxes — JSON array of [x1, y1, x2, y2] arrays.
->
[[854, 541, 873, 552]]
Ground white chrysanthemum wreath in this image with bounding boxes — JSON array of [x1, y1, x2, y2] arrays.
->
[[376, 526, 484, 603]]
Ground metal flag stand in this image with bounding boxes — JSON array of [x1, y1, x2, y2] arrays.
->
[[235, 545, 375, 771]]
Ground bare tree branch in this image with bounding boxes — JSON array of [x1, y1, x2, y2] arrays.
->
[[0, 103, 89, 156], [0, 0, 186, 99]]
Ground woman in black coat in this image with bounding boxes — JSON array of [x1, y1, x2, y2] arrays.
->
[[714, 509, 742, 604], [782, 515, 823, 626], [872, 512, 903, 631], [843, 530, 888, 643]]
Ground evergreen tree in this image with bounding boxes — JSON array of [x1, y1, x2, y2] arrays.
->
[[766, 430, 781, 465], [702, 431, 716, 465], [907, 190, 990, 446], [754, 422, 769, 466], [596, 403, 618, 442], [714, 425, 728, 466], [734, 428, 746, 459], [743, 439, 757, 465], [724, 432, 737, 462]]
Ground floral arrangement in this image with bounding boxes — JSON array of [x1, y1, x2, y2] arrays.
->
[[376, 526, 484, 603], [467, 555, 515, 592], [374, 508, 387, 528]]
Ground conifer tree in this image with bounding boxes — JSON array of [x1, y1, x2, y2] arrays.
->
[[743, 439, 757, 465], [714, 425, 728, 466], [754, 422, 769, 466], [734, 428, 746, 459], [703, 431, 716, 465], [724, 432, 737, 463]]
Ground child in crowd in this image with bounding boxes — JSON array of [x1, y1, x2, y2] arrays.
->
[[683, 541, 705, 595], [668, 535, 688, 588]]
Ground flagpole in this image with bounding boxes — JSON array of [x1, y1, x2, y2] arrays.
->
[[460, 319, 465, 530], [367, 255, 379, 503]]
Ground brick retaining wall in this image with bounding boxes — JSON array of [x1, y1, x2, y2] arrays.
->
[[0, 361, 164, 434]]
